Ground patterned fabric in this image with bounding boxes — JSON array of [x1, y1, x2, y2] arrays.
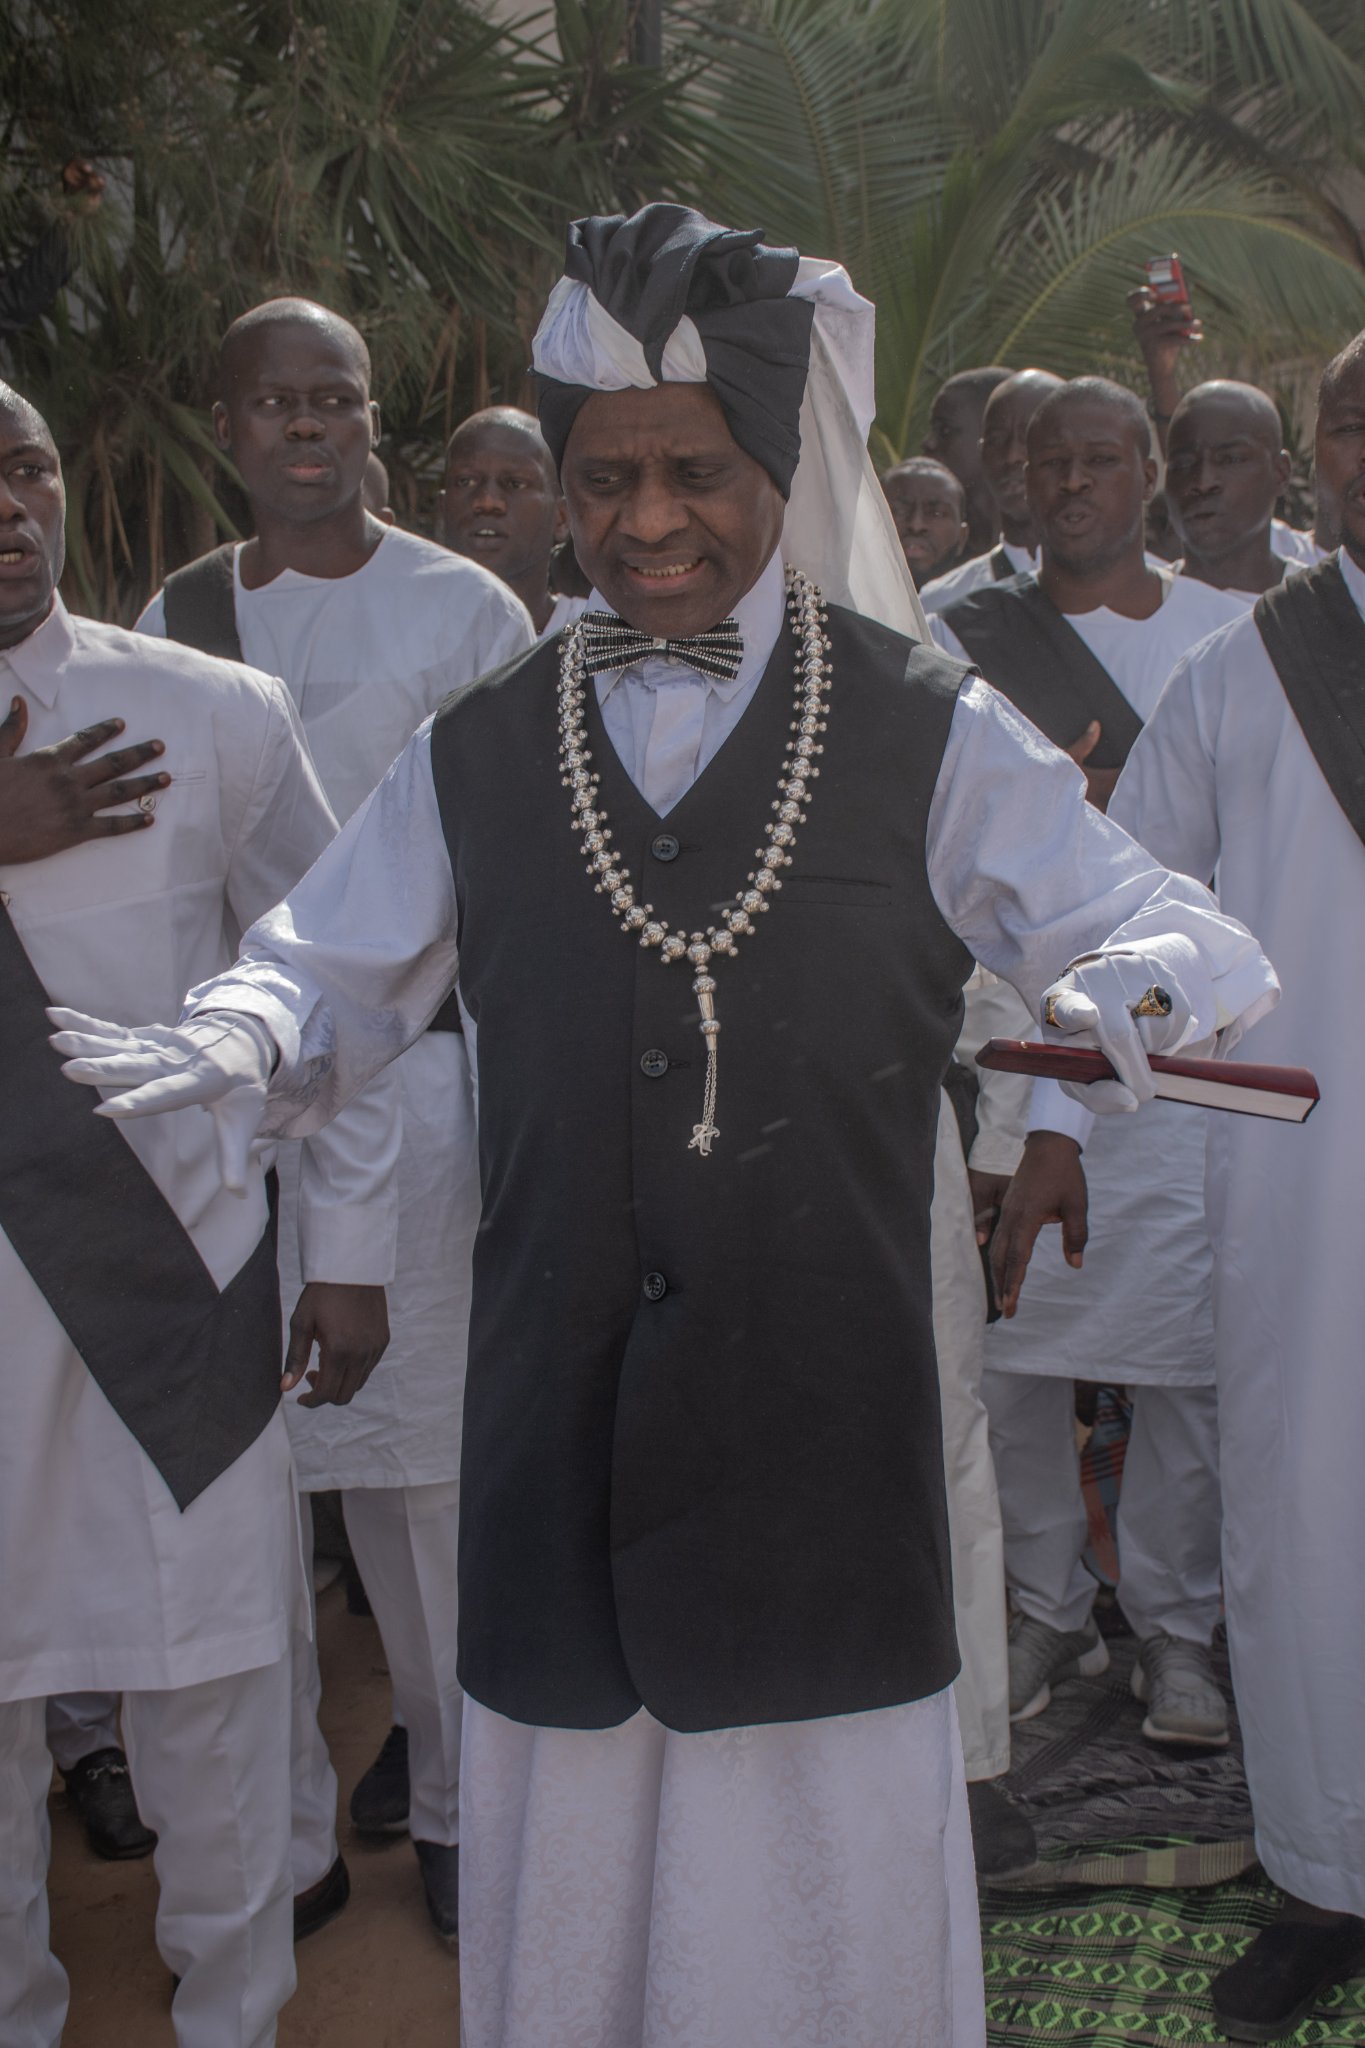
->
[[1080, 1387, 1132, 1588], [983, 1878, 1365, 2045], [578, 610, 745, 683], [980, 1630, 1365, 2043]]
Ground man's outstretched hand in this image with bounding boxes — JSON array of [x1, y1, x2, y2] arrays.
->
[[0, 698, 168, 865], [990, 1132, 1088, 1318], [285, 1283, 390, 1406], [49, 1009, 275, 1194]]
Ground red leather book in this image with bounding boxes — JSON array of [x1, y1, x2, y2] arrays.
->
[[976, 1040, 1320, 1123]]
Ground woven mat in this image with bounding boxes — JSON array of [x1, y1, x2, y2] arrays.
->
[[989, 1625, 1256, 1891], [980, 1621, 1365, 2042], [982, 1879, 1365, 2045]]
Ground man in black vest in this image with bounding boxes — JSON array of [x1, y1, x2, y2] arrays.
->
[[1164, 381, 1291, 598], [935, 379, 1248, 1753], [54, 210, 1278, 2046], [1105, 334, 1365, 2044]]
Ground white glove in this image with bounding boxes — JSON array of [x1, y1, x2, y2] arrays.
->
[[1039, 949, 1194, 1114], [49, 1008, 276, 1196]]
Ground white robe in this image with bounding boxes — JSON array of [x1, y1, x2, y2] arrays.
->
[[1111, 549, 1365, 1914], [0, 602, 394, 1700], [140, 530, 532, 1488], [917, 540, 1036, 615], [935, 574, 1249, 1385]]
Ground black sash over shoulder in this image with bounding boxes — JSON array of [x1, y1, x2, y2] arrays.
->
[[941, 574, 1145, 769], [1254, 557, 1365, 849], [0, 902, 283, 1509], [161, 545, 242, 662]]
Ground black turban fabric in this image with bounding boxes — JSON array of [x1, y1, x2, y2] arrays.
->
[[534, 203, 815, 499]]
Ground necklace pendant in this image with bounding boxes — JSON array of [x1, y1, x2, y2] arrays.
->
[[689, 1119, 720, 1157]]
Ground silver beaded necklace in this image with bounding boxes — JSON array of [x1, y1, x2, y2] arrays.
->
[[558, 566, 832, 1157]]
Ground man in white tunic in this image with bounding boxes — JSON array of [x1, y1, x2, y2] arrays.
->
[[56, 210, 1277, 2048], [1163, 383, 1292, 599], [934, 379, 1247, 1747], [919, 368, 1062, 613], [0, 381, 396, 2048], [138, 298, 533, 1940], [1099, 332, 1365, 2042]]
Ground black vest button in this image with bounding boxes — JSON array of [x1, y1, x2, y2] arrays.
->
[[642, 1271, 668, 1302], [651, 833, 681, 862], [640, 1047, 670, 1079]]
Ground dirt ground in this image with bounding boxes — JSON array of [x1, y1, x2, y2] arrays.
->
[[48, 1580, 459, 2045]]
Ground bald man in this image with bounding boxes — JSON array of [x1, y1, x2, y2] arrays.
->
[[880, 457, 969, 588], [920, 368, 1063, 612], [935, 378, 1249, 1754], [922, 365, 1013, 556], [1102, 330, 1365, 2042], [139, 297, 533, 1944], [1165, 382, 1291, 597], [0, 377, 396, 2048], [439, 405, 574, 635]]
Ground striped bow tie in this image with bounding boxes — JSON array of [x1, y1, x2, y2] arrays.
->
[[579, 610, 745, 683]]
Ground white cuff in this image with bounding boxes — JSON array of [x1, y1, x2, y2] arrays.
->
[[298, 1201, 399, 1287], [1027, 1077, 1095, 1150]]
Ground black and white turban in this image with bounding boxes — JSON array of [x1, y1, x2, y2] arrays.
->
[[531, 203, 925, 637]]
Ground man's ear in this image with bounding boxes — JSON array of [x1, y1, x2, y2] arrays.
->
[[211, 401, 231, 453], [1273, 448, 1292, 492], [553, 496, 570, 544], [1141, 455, 1159, 504], [369, 402, 382, 448]]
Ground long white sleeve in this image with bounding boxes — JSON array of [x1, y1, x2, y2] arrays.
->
[[216, 670, 401, 1272], [926, 676, 1275, 1037], [187, 674, 1277, 1143]]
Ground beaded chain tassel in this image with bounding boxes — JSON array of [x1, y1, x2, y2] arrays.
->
[[558, 567, 833, 1157]]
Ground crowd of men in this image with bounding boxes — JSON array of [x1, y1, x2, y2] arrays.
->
[[0, 204, 1361, 2048]]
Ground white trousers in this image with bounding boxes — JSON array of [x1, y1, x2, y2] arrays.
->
[[0, 1661, 294, 2048], [43, 1694, 120, 1773], [931, 1094, 1010, 1780], [291, 1479, 461, 1886], [983, 1369, 1223, 1641], [458, 1687, 986, 2048]]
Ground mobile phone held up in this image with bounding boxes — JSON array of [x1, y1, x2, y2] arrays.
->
[[1145, 253, 1197, 336]]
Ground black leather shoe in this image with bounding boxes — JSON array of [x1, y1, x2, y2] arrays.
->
[[413, 1839, 459, 1944], [294, 1855, 350, 1942], [61, 1748, 158, 1861], [1211, 1915, 1365, 2041], [349, 1723, 410, 1835], [966, 1777, 1038, 1879]]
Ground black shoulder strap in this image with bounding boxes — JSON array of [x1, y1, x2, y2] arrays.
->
[[988, 544, 1014, 582], [940, 574, 1146, 770], [161, 544, 242, 661], [1254, 557, 1365, 849], [0, 900, 282, 1508]]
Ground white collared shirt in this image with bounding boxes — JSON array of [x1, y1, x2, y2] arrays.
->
[[588, 552, 787, 813]]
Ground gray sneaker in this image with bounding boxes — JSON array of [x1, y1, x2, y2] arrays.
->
[[1132, 1631, 1229, 1748], [1008, 1610, 1110, 1722]]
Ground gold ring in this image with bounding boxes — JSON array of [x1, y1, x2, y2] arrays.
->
[[1132, 985, 1172, 1019], [1044, 992, 1061, 1029]]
